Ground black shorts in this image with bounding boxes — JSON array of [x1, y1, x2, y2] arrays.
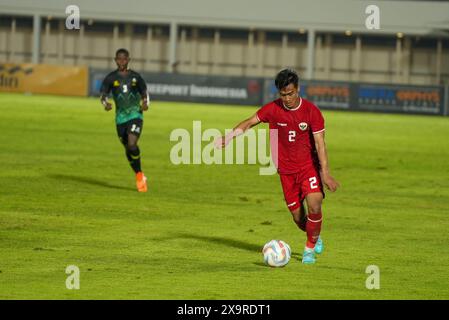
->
[[116, 118, 143, 144]]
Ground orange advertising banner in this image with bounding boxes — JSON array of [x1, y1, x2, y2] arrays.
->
[[0, 63, 88, 96]]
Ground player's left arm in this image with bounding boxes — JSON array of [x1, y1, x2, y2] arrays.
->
[[137, 74, 149, 111], [99, 74, 113, 111], [313, 131, 340, 192]]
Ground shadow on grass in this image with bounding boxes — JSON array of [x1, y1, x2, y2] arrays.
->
[[291, 252, 301, 259], [177, 233, 302, 257], [48, 174, 135, 191], [170, 233, 303, 268], [253, 262, 267, 267], [178, 233, 262, 252]]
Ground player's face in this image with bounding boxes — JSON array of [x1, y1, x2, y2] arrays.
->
[[279, 84, 300, 109], [115, 53, 129, 71]]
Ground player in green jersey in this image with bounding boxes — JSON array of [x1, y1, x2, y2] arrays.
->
[[100, 48, 149, 192]]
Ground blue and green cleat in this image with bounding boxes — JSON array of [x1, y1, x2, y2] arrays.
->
[[314, 236, 324, 254], [301, 248, 316, 264]]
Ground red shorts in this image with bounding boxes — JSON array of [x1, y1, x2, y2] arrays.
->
[[279, 166, 324, 212]]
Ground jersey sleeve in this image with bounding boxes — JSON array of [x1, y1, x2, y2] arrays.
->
[[100, 74, 113, 96], [256, 102, 274, 123], [310, 104, 325, 134], [136, 74, 148, 97]]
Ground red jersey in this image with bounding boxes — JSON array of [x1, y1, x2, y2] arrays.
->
[[256, 98, 325, 174]]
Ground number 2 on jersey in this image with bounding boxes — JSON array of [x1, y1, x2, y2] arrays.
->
[[288, 131, 296, 142]]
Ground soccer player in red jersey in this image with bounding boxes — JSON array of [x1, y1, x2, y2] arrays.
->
[[216, 69, 339, 264]]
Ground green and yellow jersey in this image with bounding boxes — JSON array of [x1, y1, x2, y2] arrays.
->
[[100, 69, 148, 124]]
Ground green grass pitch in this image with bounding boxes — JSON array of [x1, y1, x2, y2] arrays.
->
[[0, 93, 448, 299]]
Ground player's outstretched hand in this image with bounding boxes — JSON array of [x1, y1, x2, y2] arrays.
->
[[214, 134, 235, 149], [214, 130, 242, 149], [321, 174, 340, 192], [214, 136, 227, 149]]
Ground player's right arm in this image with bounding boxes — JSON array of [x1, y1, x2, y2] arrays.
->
[[215, 113, 260, 149], [99, 74, 113, 111]]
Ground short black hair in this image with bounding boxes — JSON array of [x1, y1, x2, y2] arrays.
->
[[115, 48, 130, 57], [275, 68, 299, 90]]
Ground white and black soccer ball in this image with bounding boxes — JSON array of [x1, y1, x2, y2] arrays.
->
[[262, 239, 291, 267]]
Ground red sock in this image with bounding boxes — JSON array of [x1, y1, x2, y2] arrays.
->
[[306, 212, 322, 249]]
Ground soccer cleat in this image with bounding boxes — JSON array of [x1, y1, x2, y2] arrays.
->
[[302, 247, 316, 264], [314, 236, 324, 254], [136, 172, 148, 192]]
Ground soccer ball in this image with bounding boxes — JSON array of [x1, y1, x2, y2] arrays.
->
[[262, 240, 291, 267]]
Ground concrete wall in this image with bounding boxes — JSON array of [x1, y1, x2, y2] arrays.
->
[[1, 0, 448, 84], [2, 0, 449, 35]]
